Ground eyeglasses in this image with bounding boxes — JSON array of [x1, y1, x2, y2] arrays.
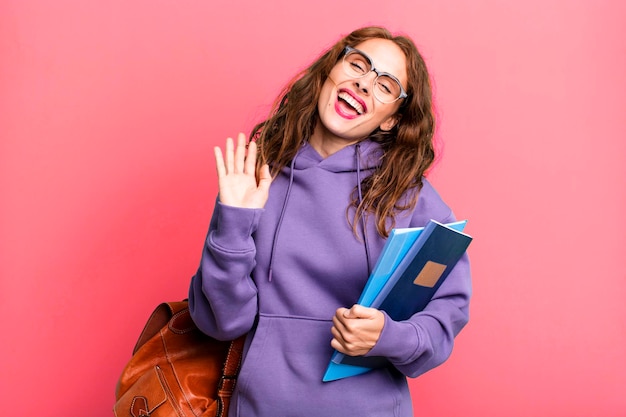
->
[[341, 46, 408, 104]]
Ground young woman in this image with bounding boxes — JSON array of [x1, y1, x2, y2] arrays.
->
[[189, 26, 471, 417]]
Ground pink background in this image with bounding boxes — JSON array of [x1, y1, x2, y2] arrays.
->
[[1, 1, 625, 415]]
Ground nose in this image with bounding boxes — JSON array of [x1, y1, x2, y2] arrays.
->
[[355, 71, 377, 95]]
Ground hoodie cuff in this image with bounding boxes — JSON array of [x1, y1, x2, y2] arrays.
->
[[211, 202, 263, 251], [365, 312, 420, 364]]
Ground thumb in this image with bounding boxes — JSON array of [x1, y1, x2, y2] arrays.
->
[[343, 304, 375, 319], [258, 163, 272, 190]]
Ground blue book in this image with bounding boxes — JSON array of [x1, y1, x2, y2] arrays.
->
[[357, 220, 468, 308], [323, 220, 472, 381]]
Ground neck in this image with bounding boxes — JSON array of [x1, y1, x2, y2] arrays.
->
[[309, 121, 363, 158]]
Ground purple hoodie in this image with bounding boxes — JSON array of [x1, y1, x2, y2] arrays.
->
[[189, 139, 471, 417]]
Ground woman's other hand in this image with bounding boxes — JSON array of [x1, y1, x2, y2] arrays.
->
[[331, 305, 385, 356], [214, 132, 272, 208]]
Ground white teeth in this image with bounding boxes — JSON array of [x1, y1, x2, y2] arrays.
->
[[338, 92, 364, 115]]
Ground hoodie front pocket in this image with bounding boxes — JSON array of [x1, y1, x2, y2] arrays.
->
[[234, 315, 405, 417]]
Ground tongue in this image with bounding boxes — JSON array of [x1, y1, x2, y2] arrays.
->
[[338, 98, 359, 116]]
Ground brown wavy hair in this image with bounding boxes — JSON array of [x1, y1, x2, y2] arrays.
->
[[251, 26, 436, 238]]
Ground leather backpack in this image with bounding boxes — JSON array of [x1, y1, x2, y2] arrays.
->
[[114, 300, 245, 417]]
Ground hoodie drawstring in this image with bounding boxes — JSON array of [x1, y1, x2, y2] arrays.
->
[[268, 156, 297, 282], [355, 144, 373, 277], [268, 144, 373, 282]]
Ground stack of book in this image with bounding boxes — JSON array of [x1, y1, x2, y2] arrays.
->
[[323, 219, 473, 381]]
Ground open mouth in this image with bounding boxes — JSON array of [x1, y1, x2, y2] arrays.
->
[[338, 91, 365, 115]]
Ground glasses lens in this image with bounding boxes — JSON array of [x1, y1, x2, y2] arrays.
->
[[343, 50, 403, 104], [343, 51, 371, 78], [374, 75, 402, 103]]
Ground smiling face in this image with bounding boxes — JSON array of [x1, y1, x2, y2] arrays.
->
[[310, 38, 408, 157]]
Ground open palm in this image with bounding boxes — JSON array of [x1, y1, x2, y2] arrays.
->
[[214, 133, 272, 209]]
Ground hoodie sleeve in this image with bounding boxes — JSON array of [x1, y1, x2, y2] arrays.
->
[[364, 188, 472, 378], [188, 201, 263, 341]]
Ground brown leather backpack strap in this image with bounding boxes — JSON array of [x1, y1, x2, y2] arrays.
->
[[216, 335, 246, 417]]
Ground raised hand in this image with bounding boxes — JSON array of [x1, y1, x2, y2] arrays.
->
[[214, 133, 272, 209]]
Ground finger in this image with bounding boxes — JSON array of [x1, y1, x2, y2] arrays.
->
[[336, 307, 349, 318], [244, 138, 258, 175], [332, 312, 351, 334], [234, 132, 246, 173], [214, 146, 226, 178], [330, 337, 347, 353], [224, 137, 234, 174], [333, 308, 348, 326], [257, 163, 272, 191], [330, 324, 349, 350], [331, 323, 356, 352], [332, 314, 345, 330]]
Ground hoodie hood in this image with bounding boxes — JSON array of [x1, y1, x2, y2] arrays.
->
[[292, 139, 384, 172], [267, 139, 381, 281]]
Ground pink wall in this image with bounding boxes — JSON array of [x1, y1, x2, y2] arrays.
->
[[1, 1, 625, 415]]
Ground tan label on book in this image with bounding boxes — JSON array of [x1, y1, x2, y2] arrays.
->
[[413, 261, 447, 288]]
